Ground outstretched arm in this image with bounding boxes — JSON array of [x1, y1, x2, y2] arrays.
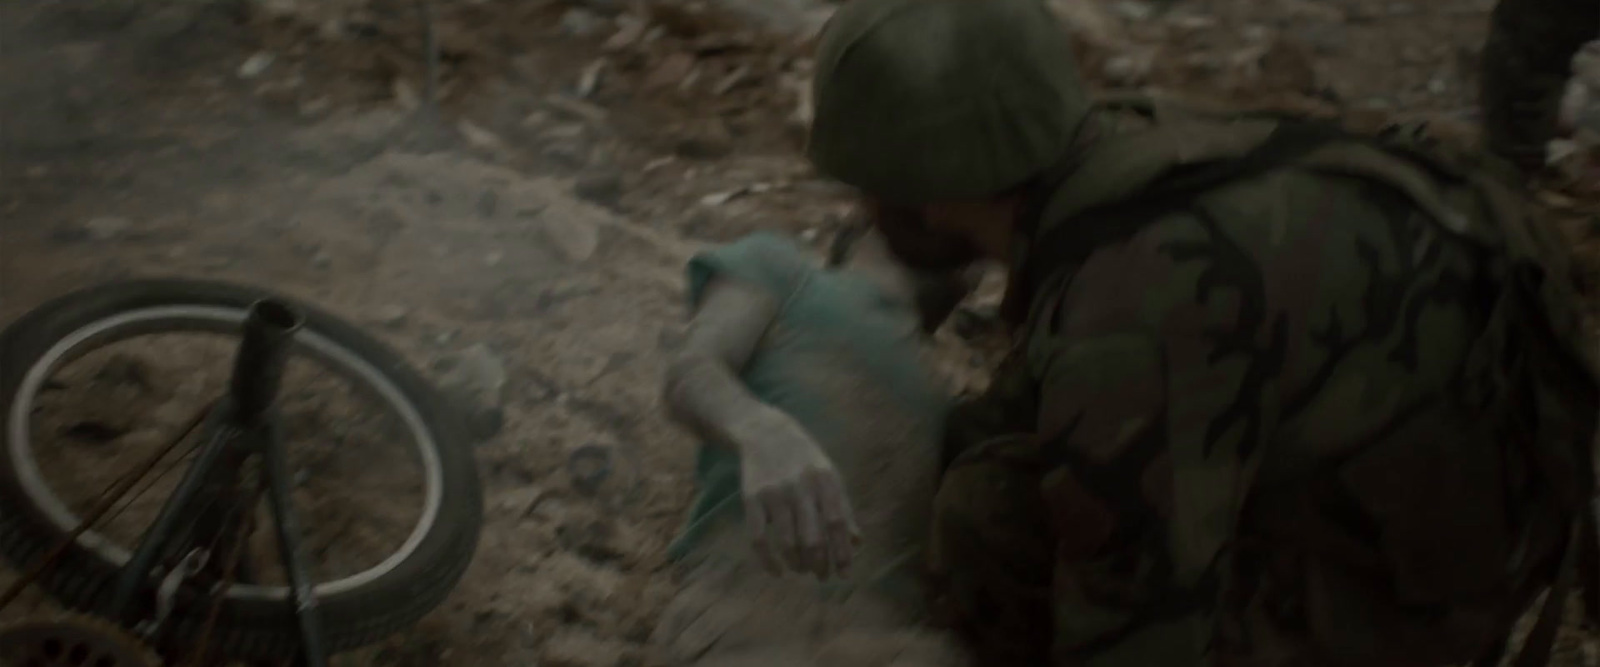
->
[[663, 277, 862, 579], [663, 278, 779, 451]]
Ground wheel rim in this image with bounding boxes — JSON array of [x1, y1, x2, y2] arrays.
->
[[7, 304, 445, 602]]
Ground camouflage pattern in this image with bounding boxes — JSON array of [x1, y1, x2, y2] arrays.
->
[[1481, 0, 1599, 172], [927, 107, 1600, 666]]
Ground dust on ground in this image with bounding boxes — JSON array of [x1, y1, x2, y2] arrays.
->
[[1, 0, 1598, 665]]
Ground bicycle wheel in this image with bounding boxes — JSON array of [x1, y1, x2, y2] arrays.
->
[[0, 279, 483, 660]]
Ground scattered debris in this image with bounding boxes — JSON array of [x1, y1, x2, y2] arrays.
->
[[602, 15, 650, 52], [673, 120, 733, 160], [374, 304, 410, 328], [237, 51, 276, 79], [544, 94, 609, 124], [439, 343, 509, 442], [574, 169, 625, 207], [560, 8, 605, 37], [699, 189, 744, 207], [644, 53, 697, 91], [576, 58, 607, 98], [392, 78, 421, 111], [567, 443, 614, 495], [712, 64, 751, 95], [84, 217, 132, 241], [540, 208, 603, 262], [458, 120, 506, 151]]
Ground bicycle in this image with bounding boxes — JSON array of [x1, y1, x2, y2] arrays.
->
[[0, 280, 484, 666]]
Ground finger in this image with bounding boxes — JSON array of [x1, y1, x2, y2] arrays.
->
[[811, 473, 859, 576], [744, 493, 782, 575], [762, 491, 803, 574], [792, 481, 826, 578]]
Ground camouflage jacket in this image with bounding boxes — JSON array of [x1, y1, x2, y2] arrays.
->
[[940, 101, 1600, 666]]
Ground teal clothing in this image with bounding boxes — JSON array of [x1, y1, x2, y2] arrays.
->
[[667, 232, 947, 561]]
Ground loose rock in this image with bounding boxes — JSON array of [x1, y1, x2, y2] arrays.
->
[[574, 169, 625, 207], [375, 304, 410, 328], [673, 120, 734, 160], [560, 8, 604, 37], [238, 52, 276, 79], [438, 343, 509, 441], [85, 216, 132, 241], [542, 630, 636, 667]]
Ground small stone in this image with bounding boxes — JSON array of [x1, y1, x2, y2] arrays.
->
[[439, 344, 509, 412], [541, 630, 635, 667], [1102, 53, 1152, 86], [392, 78, 421, 111], [573, 170, 625, 206], [238, 52, 275, 80], [493, 486, 547, 517], [375, 305, 410, 328], [458, 121, 506, 151], [85, 216, 131, 241], [543, 141, 589, 168], [559, 8, 603, 37], [299, 97, 332, 117], [311, 251, 332, 269], [673, 121, 733, 160], [1110, 1, 1154, 21]]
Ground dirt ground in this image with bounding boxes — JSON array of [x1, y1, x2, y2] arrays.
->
[[2, 0, 1599, 665]]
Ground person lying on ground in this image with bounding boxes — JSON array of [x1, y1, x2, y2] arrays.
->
[[652, 224, 974, 666], [791, 0, 1600, 665]]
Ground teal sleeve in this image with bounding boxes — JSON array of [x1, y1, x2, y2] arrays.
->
[[685, 232, 812, 310]]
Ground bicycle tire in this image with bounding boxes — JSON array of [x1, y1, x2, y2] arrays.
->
[[0, 279, 483, 660]]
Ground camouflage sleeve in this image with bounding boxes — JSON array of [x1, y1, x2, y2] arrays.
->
[[1029, 211, 1276, 666]]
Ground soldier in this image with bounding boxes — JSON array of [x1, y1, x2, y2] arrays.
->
[[796, 0, 1600, 665]]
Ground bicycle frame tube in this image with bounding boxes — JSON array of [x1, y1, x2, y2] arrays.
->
[[231, 300, 302, 425], [108, 299, 328, 666]]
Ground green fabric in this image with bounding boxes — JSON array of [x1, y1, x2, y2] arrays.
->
[[806, 0, 1092, 202], [929, 112, 1599, 665], [667, 232, 947, 560]]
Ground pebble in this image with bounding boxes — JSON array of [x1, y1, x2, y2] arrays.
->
[[573, 169, 625, 207], [238, 52, 276, 80], [541, 629, 636, 667], [85, 216, 132, 241], [439, 343, 509, 441], [375, 304, 410, 328], [559, 8, 604, 37], [673, 121, 733, 160], [299, 97, 332, 117], [311, 250, 332, 269], [1110, 1, 1154, 21]]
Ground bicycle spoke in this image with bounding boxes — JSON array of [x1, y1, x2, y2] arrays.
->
[[100, 428, 209, 533], [187, 481, 263, 667], [0, 401, 214, 611], [109, 413, 247, 619]]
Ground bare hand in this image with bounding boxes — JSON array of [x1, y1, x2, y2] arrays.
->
[[732, 408, 861, 579]]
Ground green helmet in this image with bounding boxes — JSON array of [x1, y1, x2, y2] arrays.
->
[[807, 0, 1092, 203]]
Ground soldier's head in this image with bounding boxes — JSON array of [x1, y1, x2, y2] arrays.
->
[[806, 0, 1093, 271]]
